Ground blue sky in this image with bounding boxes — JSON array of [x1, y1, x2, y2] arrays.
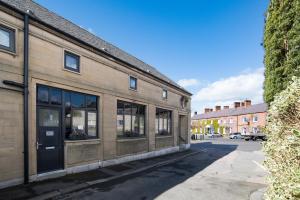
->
[[35, 0, 269, 113]]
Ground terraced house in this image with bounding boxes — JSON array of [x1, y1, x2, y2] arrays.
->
[[0, 0, 191, 188], [191, 100, 267, 135]]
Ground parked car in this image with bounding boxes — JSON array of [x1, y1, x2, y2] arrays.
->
[[229, 132, 243, 139], [207, 133, 223, 138]]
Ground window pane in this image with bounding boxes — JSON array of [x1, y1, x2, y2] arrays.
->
[[71, 110, 86, 139], [163, 112, 168, 134], [138, 105, 145, 135], [117, 102, 124, 136], [50, 88, 62, 105], [65, 53, 79, 70], [159, 114, 164, 134], [37, 86, 49, 104], [130, 77, 137, 89], [138, 105, 145, 115], [132, 104, 139, 136], [64, 92, 72, 139], [87, 95, 97, 108], [88, 112, 97, 137], [0, 29, 10, 47], [163, 90, 167, 99], [155, 114, 159, 134], [124, 103, 131, 136], [39, 109, 59, 127], [168, 112, 172, 134], [71, 92, 85, 108], [139, 115, 145, 135]]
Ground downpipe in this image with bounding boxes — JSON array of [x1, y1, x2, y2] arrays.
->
[[23, 11, 29, 184]]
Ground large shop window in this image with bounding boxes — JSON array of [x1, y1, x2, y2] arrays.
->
[[155, 108, 172, 135], [37, 85, 98, 140], [117, 101, 145, 138]]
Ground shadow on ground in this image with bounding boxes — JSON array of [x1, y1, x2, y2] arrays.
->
[[56, 142, 238, 200], [0, 142, 238, 200]]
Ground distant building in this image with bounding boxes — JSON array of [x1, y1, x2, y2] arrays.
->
[[191, 100, 267, 135]]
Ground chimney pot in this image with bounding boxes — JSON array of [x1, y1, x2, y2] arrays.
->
[[244, 100, 251, 107], [223, 106, 229, 109], [234, 102, 241, 108], [215, 106, 221, 111], [204, 108, 210, 113]]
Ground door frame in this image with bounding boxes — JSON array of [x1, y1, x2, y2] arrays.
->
[[36, 105, 64, 174]]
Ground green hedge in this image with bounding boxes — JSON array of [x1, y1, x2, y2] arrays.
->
[[264, 77, 300, 199], [263, 0, 300, 104]]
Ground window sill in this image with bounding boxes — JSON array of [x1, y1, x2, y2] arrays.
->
[[155, 135, 173, 139], [117, 137, 147, 142], [65, 138, 101, 145], [129, 88, 137, 92], [0, 48, 16, 56], [63, 68, 81, 75]]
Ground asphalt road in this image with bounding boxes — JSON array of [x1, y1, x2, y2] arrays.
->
[[55, 138, 267, 200]]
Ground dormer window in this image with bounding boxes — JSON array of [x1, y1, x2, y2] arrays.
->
[[64, 51, 80, 72], [162, 89, 168, 99], [129, 76, 137, 90], [0, 24, 15, 52]]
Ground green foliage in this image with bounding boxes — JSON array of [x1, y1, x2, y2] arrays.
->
[[263, 0, 300, 104], [264, 77, 300, 200]]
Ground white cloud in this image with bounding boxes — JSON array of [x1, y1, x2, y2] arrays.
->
[[177, 78, 199, 88], [192, 68, 264, 113]]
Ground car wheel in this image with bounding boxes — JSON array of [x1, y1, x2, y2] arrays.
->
[[234, 136, 237, 139]]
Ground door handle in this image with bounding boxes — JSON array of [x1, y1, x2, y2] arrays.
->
[[36, 141, 42, 150]]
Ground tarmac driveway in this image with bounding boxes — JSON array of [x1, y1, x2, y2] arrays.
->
[[56, 138, 267, 200]]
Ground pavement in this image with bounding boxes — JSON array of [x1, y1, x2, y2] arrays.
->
[[0, 149, 197, 200], [0, 138, 268, 200]]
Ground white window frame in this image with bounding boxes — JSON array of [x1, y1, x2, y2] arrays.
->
[[253, 116, 258, 123]]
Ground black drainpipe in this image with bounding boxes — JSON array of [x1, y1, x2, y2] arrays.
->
[[23, 11, 29, 185]]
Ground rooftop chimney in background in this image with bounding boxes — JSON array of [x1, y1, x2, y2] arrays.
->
[[241, 102, 245, 107], [234, 102, 241, 109], [204, 108, 211, 113], [223, 106, 229, 109], [215, 106, 221, 111], [244, 100, 251, 107], [210, 108, 213, 112]]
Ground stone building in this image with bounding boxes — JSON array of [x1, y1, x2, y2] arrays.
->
[[0, 0, 191, 188], [191, 100, 267, 135]]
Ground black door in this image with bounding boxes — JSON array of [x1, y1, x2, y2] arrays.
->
[[37, 107, 63, 173]]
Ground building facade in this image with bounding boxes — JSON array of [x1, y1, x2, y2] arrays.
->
[[0, 0, 191, 188], [191, 100, 267, 135]]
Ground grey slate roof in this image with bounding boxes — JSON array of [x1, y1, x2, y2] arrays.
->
[[192, 103, 268, 120], [0, 0, 191, 95]]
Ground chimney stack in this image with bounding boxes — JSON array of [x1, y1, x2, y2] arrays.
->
[[215, 106, 221, 111], [204, 108, 210, 113], [210, 108, 213, 112], [244, 100, 251, 107], [223, 106, 229, 109], [241, 102, 245, 107], [234, 102, 241, 109]]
